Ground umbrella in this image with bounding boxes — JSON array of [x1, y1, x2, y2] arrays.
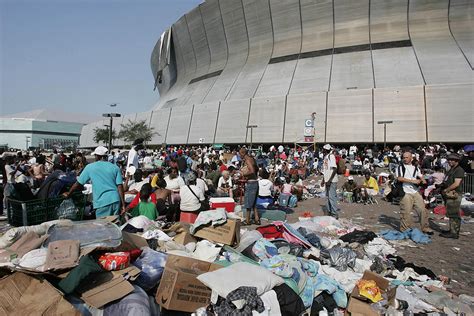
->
[[463, 144, 474, 152]]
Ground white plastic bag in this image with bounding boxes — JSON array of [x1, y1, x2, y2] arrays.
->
[[56, 199, 79, 219]]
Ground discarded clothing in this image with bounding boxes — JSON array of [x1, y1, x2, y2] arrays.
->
[[386, 255, 437, 279], [313, 274, 348, 308], [214, 286, 265, 315], [132, 247, 167, 291], [58, 255, 103, 294], [318, 264, 363, 293], [364, 237, 396, 258], [103, 285, 150, 316], [311, 291, 338, 316], [252, 238, 279, 260], [379, 228, 431, 244], [273, 283, 306, 316], [296, 227, 322, 249], [121, 224, 144, 233], [256, 224, 284, 239], [270, 239, 304, 257], [370, 255, 395, 275], [339, 230, 377, 244], [197, 262, 284, 301], [141, 229, 172, 241], [253, 290, 281, 316], [320, 247, 357, 271], [190, 209, 227, 234], [193, 240, 221, 262], [17, 248, 48, 271]]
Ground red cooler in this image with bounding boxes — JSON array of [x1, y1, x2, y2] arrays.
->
[[209, 197, 236, 212]]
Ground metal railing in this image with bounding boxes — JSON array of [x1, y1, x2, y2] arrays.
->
[[462, 173, 474, 194]]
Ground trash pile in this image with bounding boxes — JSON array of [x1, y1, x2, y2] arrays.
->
[[0, 210, 473, 315]]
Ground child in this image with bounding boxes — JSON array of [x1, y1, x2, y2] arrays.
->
[[130, 183, 157, 220]]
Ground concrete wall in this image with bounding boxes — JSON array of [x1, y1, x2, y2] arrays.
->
[[82, 0, 473, 146]]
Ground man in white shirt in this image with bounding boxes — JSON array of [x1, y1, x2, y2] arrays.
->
[[396, 151, 432, 233], [127, 139, 144, 169], [321, 144, 339, 218]]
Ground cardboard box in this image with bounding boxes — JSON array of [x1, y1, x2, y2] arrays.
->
[[0, 272, 80, 315], [119, 231, 149, 250], [76, 266, 141, 309], [192, 219, 240, 246], [173, 231, 197, 245], [347, 270, 396, 316], [156, 255, 222, 312]]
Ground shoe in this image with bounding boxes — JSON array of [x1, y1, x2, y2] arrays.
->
[[242, 220, 251, 226], [439, 232, 459, 239], [252, 219, 261, 225]]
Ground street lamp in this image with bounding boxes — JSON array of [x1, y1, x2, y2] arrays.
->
[[25, 136, 31, 150], [102, 106, 121, 150], [246, 125, 258, 150], [377, 120, 393, 150]]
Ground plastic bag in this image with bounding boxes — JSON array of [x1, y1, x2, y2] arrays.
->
[[356, 279, 383, 303], [56, 199, 79, 219], [132, 247, 168, 290]]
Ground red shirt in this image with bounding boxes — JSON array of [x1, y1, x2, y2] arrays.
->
[[219, 164, 228, 172]]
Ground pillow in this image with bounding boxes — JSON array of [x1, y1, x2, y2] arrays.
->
[[197, 262, 284, 299]]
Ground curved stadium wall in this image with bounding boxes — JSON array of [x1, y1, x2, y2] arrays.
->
[[80, 0, 473, 147]]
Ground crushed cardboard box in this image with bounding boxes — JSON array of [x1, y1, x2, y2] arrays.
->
[[76, 266, 141, 309], [193, 219, 240, 246], [156, 255, 222, 312], [45, 240, 80, 271], [173, 231, 197, 245], [347, 270, 396, 316], [0, 272, 79, 315]]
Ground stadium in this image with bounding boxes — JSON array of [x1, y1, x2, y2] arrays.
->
[[80, 0, 473, 147]]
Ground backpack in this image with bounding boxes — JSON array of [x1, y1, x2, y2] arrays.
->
[[288, 195, 298, 208], [391, 165, 419, 199], [278, 193, 291, 207], [177, 156, 187, 173], [337, 158, 346, 175]]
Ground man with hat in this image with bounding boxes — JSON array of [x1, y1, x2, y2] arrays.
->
[[321, 144, 339, 218], [64, 146, 125, 217], [439, 153, 464, 239]]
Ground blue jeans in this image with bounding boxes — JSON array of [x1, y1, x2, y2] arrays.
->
[[95, 201, 121, 218], [326, 182, 338, 217], [244, 181, 259, 209]]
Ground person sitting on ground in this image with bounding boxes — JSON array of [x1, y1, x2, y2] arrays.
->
[[290, 174, 304, 200], [258, 169, 274, 199], [196, 169, 209, 196], [180, 172, 205, 212], [128, 183, 157, 220], [282, 177, 293, 195], [342, 176, 359, 202], [217, 170, 233, 198], [164, 167, 185, 204], [124, 169, 149, 203], [359, 171, 379, 203]]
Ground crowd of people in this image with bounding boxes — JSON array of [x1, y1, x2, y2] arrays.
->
[[1, 140, 473, 239]]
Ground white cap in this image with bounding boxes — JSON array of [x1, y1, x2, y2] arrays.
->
[[92, 146, 108, 156], [348, 176, 354, 180], [323, 144, 332, 150]]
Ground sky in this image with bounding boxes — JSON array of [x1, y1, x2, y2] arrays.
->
[[0, 0, 202, 117]]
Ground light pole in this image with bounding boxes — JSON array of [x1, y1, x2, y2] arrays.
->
[[246, 125, 258, 150], [377, 120, 393, 150], [102, 104, 121, 150], [25, 136, 31, 150]]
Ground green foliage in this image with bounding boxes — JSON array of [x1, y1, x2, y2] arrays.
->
[[93, 127, 117, 145], [118, 119, 156, 144]]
